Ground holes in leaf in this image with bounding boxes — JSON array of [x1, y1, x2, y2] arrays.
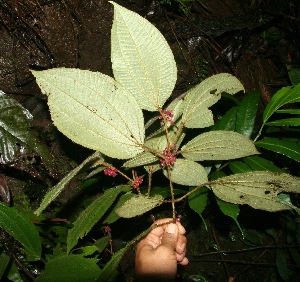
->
[[264, 190, 271, 195], [239, 195, 244, 199]]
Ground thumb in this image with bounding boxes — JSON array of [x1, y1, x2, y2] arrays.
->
[[161, 223, 178, 250]]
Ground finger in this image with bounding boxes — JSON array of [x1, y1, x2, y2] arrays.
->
[[176, 234, 187, 254], [160, 223, 178, 250], [148, 218, 173, 238], [176, 252, 186, 262], [175, 221, 186, 235], [179, 256, 189, 266]]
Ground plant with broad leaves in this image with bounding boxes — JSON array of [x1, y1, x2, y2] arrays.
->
[[21, 1, 300, 280]]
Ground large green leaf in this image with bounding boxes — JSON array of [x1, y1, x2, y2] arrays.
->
[[216, 198, 242, 235], [188, 187, 209, 228], [287, 66, 300, 85], [256, 138, 300, 163], [122, 132, 169, 168], [0, 251, 11, 279], [97, 247, 127, 281], [122, 151, 158, 168], [163, 158, 208, 186], [229, 161, 252, 174], [266, 118, 300, 127], [35, 151, 103, 216], [116, 194, 163, 218], [67, 186, 131, 253], [36, 255, 101, 282], [182, 73, 244, 128], [263, 84, 300, 123], [236, 91, 260, 138], [31, 68, 144, 159], [210, 171, 300, 212], [181, 131, 259, 161], [0, 202, 41, 261], [276, 109, 300, 114], [110, 2, 177, 111], [102, 192, 135, 224], [243, 156, 282, 172], [0, 91, 52, 169], [211, 106, 237, 131]]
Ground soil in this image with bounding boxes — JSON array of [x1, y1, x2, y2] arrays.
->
[[1, 0, 300, 281]]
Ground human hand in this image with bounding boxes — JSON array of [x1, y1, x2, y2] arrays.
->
[[135, 218, 188, 281]]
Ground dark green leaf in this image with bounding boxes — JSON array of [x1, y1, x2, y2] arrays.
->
[[276, 249, 293, 281], [7, 262, 22, 282], [97, 247, 127, 281], [0, 252, 10, 279], [243, 156, 282, 172], [276, 109, 300, 114], [229, 161, 252, 174], [266, 118, 300, 127], [215, 198, 243, 235], [35, 151, 103, 216], [67, 186, 131, 253], [263, 84, 300, 123], [287, 65, 300, 85], [0, 91, 53, 169], [103, 192, 135, 224], [236, 91, 260, 138], [36, 255, 101, 282], [211, 107, 237, 131], [0, 202, 41, 261], [188, 187, 209, 229], [94, 237, 110, 254], [256, 138, 300, 162], [149, 186, 186, 198]]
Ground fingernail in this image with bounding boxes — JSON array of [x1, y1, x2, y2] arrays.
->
[[180, 243, 186, 250], [166, 223, 176, 234]]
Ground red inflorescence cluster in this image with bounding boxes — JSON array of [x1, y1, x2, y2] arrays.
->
[[104, 167, 118, 177], [132, 176, 143, 189], [104, 225, 111, 234], [160, 145, 177, 167], [159, 110, 175, 125]]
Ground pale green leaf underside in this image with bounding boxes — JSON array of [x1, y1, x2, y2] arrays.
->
[[181, 131, 259, 161], [163, 159, 208, 186], [123, 134, 167, 168], [116, 194, 163, 218], [182, 73, 244, 128], [110, 2, 177, 111], [122, 151, 158, 168], [31, 68, 144, 159], [210, 171, 300, 212]]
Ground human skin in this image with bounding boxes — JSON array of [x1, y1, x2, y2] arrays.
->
[[135, 218, 188, 281]]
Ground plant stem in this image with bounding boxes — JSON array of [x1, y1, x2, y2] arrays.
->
[[166, 181, 212, 203], [253, 123, 265, 142], [147, 169, 153, 196], [167, 166, 176, 221]]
